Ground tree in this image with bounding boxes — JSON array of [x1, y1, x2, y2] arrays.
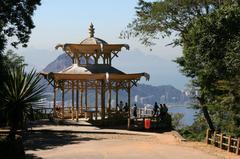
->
[[121, 0, 239, 46], [0, 0, 41, 52], [2, 50, 27, 68], [0, 1, 41, 112], [175, 5, 240, 132], [0, 67, 45, 139], [0, 50, 26, 126], [124, 0, 240, 132]]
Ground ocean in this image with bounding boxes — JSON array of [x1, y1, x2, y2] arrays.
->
[[168, 105, 197, 125]]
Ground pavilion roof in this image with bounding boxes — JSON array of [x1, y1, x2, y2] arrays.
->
[[41, 72, 146, 81], [58, 64, 125, 75], [41, 24, 150, 83], [55, 24, 129, 57], [55, 43, 129, 56]]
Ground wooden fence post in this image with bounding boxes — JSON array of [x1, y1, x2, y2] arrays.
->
[[236, 138, 240, 155], [228, 136, 232, 152], [213, 131, 217, 145], [220, 133, 223, 149], [206, 129, 210, 144]]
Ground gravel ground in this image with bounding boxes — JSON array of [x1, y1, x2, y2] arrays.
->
[[20, 121, 239, 159]]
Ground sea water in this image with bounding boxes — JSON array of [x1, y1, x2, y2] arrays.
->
[[168, 105, 197, 126]]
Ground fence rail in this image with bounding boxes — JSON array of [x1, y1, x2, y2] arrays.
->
[[206, 129, 240, 155]]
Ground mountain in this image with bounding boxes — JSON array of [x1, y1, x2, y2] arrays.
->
[[43, 53, 93, 72], [43, 53, 72, 72], [41, 53, 189, 105]]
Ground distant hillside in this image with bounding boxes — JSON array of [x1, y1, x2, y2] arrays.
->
[[43, 53, 93, 72], [132, 84, 188, 105], [43, 53, 72, 72], [41, 53, 189, 105]]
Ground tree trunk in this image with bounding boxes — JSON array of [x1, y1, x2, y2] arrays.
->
[[197, 97, 215, 130], [8, 125, 17, 140], [202, 106, 215, 130], [8, 117, 19, 140]]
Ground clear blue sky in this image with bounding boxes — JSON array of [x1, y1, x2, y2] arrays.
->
[[9, 0, 188, 89]]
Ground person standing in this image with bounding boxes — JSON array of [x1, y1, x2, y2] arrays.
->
[[119, 101, 123, 111], [133, 104, 137, 118], [124, 102, 129, 112], [163, 103, 168, 116], [153, 102, 159, 117]]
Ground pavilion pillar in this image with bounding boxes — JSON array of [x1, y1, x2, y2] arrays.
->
[[101, 80, 105, 120], [62, 83, 65, 119], [95, 81, 98, 120], [127, 81, 131, 129], [76, 81, 79, 122], [109, 55, 112, 66], [53, 81, 56, 117], [80, 82, 83, 116], [108, 82, 112, 113], [103, 56, 106, 64], [86, 56, 89, 65], [72, 81, 75, 119], [115, 83, 119, 111], [85, 82, 88, 111]]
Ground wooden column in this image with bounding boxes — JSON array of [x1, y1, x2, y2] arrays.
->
[[76, 81, 79, 122], [72, 81, 75, 119], [61, 84, 65, 119], [103, 56, 106, 64], [53, 82, 56, 117], [109, 55, 112, 66], [95, 82, 98, 120], [115, 85, 119, 111], [101, 80, 105, 120], [108, 82, 112, 113], [80, 82, 83, 115], [127, 81, 131, 129], [85, 82, 88, 111]]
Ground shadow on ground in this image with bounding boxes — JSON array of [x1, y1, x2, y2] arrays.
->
[[23, 131, 103, 151], [25, 153, 43, 159], [27, 119, 93, 128]]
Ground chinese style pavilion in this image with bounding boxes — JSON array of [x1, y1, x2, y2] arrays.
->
[[41, 24, 149, 128]]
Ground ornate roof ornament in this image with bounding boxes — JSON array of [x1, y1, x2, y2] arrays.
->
[[89, 23, 95, 38]]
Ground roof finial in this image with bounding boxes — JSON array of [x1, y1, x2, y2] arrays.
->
[[89, 23, 95, 38]]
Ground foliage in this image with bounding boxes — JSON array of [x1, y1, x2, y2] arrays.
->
[[179, 113, 208, 141], [175, 4, 240, 135], [0, 0, 41, 52], [2, 50, 27, 68], [0, 50, 27, 126], [121, 0, 239, 46], [126, 0, 240, 138], [171, 113, 184, 130], [0, 67, 45, 138]]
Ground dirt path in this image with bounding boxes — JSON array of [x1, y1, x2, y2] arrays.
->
[[21, 121, 239, 159], [25, 132, 219, 159]]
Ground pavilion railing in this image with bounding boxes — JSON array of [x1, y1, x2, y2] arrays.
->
[[32, 106, 53, 120], [52, 104, 155, 119]]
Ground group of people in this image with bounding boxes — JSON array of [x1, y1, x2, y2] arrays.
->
[[116, 101, 138, 118], [153, 102, 168, 119], [116, 101, 129, 112], [115, 101, 168, 119]]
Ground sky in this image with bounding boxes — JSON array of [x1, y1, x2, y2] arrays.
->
[[7, 0, 188, 90]]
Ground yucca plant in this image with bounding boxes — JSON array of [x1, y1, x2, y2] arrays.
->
[[0, 67, 45, 139]]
